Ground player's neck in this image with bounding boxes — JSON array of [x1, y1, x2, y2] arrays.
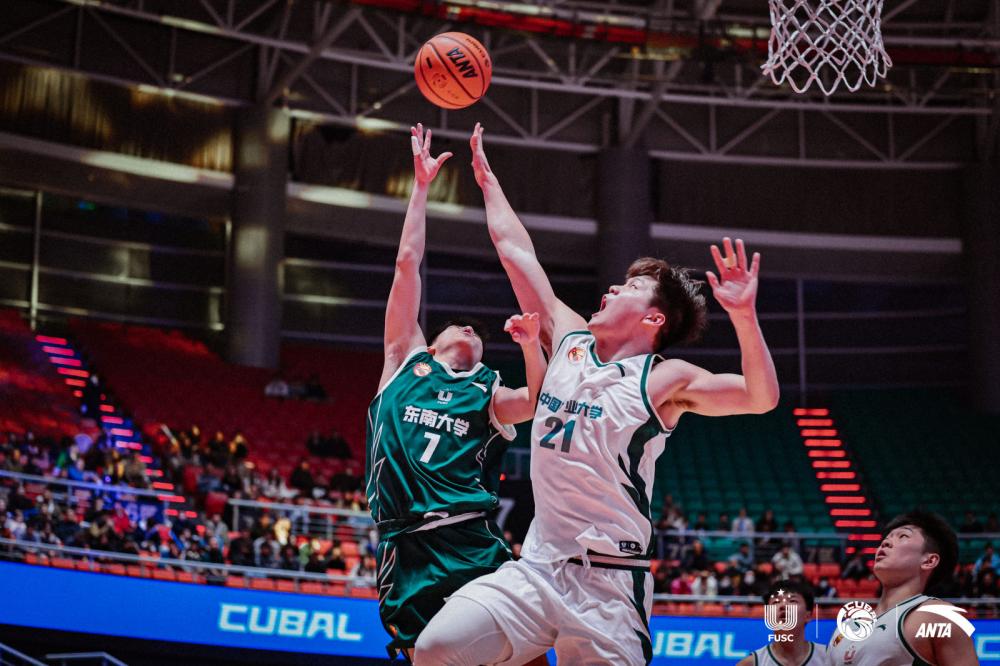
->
[[770, 632, 811, 662], [876, 576, 926, 614], [432, 348, 477, 372], [593, 331, 654, 363]]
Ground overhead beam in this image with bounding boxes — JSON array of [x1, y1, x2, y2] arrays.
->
[[264, 7, 361, 104]]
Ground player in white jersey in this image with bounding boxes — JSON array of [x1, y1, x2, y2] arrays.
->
[[739, 580, 831, 666], [413, 125, 780, 665], [827, 511, 976, 666]]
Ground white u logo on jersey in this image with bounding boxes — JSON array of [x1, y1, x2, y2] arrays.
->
[[764, 604, 798, 631]]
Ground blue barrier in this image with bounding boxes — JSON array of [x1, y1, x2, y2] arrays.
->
[[2, 562, 998, 662]]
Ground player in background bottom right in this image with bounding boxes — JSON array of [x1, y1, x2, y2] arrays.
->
[[827, 510, 977, 665]]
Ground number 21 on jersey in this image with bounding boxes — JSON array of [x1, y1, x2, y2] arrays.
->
[[540, 416, 575, 453]]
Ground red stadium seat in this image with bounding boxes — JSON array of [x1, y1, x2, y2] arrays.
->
[[802, 563, 819, 581], [225, 576, 245, 588], [126, 565, 145, 577], [276, 579, 298, 593], [153, 569, 177, 581], [301, 582, 325, 595], [818, 563, 841, 579], [52, 558, 75, 569], [251, 578, 276, 591], [104, 563, 126, 576], [176, 571, 198, 583]]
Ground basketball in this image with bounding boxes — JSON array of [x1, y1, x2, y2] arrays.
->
[[414, 32, 492, 109]]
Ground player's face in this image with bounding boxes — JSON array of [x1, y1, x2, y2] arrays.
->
[[430, 325, 484, 365], [873, 525, 935, 585], [589, 275, 664, 333], [767, 590, 809, 633]]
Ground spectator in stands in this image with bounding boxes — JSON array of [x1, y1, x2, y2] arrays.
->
[[960, 511, 984, 533], [815, 576, 838, 599], [987, 513, 1000, 534], [123, 452, 148, 487], [326, 541, 347, 571], [682, 539, 711, 572], [289, 460, 316, 497], [670, 570, 692, 595], [80, 373, 103, 418], [717, 512, 731, 532], [264, 375, 290, 399], [4, 509, 26, 539], [228, 537, 254, 567], [756, 508, 778, 534], [278, 544, 300, 571], [653, 565, 670, 593], [250, 513, 274, 541], [691, 512, 710, 537], [229, 433, 249, 462], [771, 541, 804, 580], [304, 550, 327, 574], [262, 469, 297, 500], [972, 570, 999, 598], [110, 503, 132, 535], [728, 542, 754, 574], [256, 541, 278, 569], [732, 507, 754, 535], [781, 520, 800, 552], [328, 429, 351, 460], [841, 551, 867, 581], [351, 554, 376, 579], [973, 543, 1000, 577], [305, 431, 330, 457], [303, 374, 328, 401], [253, 530, 281, 564], [691, 570, 718, 597], [2, 449, 25, 473], [205, 514, 229, 546]]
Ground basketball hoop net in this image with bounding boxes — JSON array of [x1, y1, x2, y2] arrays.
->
[[761, 0, 892, 95]]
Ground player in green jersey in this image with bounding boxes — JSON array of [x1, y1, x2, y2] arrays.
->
[[365, 123, 547, 659]]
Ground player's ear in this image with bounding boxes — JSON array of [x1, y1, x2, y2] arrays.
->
[[643, 311, 666, 327], [921, 551, 940, 573]]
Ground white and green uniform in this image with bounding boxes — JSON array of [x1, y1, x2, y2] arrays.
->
[[365, 346, 516, 654], [827, 595, 933, 666], [448, 330, 672, 665], [752, 642, 831, 665]]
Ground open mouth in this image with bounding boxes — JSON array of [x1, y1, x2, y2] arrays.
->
[[874, 550, 886, 562], [593, 295, 608, 316]]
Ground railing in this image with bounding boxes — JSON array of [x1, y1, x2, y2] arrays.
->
[[0, 643, 46, 666], [46, 654, 128, 666], [653, 528, 848, 563], [227, 497, 374, 542], [0, 538, 375, 589], [0, 470, 175, 525]]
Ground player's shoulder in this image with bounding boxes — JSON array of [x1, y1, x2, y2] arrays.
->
[[736, 653, 757, 666]]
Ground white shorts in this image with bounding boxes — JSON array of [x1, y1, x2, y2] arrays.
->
[[449, 556, 653, 665]]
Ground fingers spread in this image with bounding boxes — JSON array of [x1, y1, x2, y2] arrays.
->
[[709, 244, 726, 274], [750, 252, 761, 276], [410, 135, 421, 157], [722, 237, 734, 265], [705, 271, 720, 290], [736, 238, 748, 271]]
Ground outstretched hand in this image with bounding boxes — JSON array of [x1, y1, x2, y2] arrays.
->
[[504, 312, 540, 346], [411, 122, 452, 185], [706, 238, 760, 317], [470, 122, 495, 189]]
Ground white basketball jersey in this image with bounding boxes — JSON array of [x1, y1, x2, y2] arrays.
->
[[827, 595, 931, 666], [520, 330, 671, 563], [752, 642, 830, 666]]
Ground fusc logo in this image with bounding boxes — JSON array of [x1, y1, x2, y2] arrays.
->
[[837, 601, 877, 641], [764, 603, 798, 632]]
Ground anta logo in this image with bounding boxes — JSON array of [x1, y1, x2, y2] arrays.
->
[[446, 48, 478, 78], [413, 362, 432, 377], [567, 346, 586, 363], [916, 623, 952, 638]]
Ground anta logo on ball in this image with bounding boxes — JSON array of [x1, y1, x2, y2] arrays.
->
[[446, 48, 478, 78]]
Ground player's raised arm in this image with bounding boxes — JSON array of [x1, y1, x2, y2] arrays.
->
[[470, 123, 585, 354], [650, 238, 779, 418], [492, 312, 547, 425], [379, 124, 453, 392]]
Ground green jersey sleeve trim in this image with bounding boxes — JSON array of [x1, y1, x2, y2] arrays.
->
[[553, 329, 590, 358], [641, 354, 670, 433], [487, 372, 518, 441], [374, 346, 428, 399]]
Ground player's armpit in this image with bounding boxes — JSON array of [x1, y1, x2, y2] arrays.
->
[[491, 386, 535, 425]]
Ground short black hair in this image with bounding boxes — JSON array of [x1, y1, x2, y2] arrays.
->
[[883, 510, 958, 593], [763, 579, 815, 611], [428, 317, 490, 346], [626, 258, 708, 351]]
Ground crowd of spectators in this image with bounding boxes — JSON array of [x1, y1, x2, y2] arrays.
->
[[2, 431, 148, 488]]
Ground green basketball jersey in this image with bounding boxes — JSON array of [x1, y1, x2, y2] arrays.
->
[[365, 347, 516, 524]]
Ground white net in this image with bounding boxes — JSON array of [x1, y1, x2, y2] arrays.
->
[[762, 0, 892, 96]]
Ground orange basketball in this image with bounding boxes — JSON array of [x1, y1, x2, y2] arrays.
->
[[414, 32, 492, 109]]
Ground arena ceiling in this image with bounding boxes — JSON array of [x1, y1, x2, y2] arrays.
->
[[1, 0, 998, 169]]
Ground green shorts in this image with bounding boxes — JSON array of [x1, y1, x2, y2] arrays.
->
[[375, 516, 511, 655]]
